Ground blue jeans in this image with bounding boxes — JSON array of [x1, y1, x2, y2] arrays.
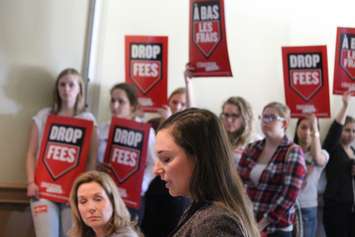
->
[[30, 198, 71, 237], [301, 207, 317, 237]]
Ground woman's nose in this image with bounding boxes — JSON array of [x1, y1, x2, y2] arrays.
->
[[87, 202, 96, 213], [153, 160, 163, 176]]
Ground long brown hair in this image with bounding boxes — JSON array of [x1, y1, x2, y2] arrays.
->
[[52, 68, 85, 115], [69, 171, 135, 237], [222, 96, 253, 148], [158, 108, 259, 237]]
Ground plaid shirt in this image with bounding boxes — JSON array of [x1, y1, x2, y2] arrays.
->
[[238, 136, 306, 233]]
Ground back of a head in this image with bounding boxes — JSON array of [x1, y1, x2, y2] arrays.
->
[[158, 108, 259, 237]]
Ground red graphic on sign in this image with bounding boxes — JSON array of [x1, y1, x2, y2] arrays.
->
[[103, 117, 150, 209], [340, 48, 355, 79], [290, 69, 322, 101], [44, 143, 80, 179], [334, 27, 355, 94], [282, 46, 330, 118], [125, 36, 168, 112], [189, 0, 232, 77], [130, 60, 161, 94], [110, 145, 140, 183], [193, 20, 221, 57], [35, 115, 93, 203]]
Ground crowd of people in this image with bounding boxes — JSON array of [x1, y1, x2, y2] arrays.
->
[[25, 68, 355, 237]]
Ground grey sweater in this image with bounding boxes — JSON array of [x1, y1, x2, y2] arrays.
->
[[169, 201, 246, 237]]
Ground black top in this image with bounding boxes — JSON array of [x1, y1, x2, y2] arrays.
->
[[141, 176, 189, 237], [323, 120, 355, 204]]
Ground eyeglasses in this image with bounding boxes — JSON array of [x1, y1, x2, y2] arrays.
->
[[259, 114, 285, 124], [220, 112, 241, 121]]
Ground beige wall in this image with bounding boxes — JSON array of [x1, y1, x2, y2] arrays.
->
[[0, 0, 88, 183], [93, 0, 355, 135], [1, 0, 355, 184]]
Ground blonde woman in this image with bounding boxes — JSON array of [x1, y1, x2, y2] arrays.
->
[[26, 68, 97, 237], [69, 171, 138, 237]]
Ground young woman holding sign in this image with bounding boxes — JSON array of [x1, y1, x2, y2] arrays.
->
[[69, 171, 139, 237], [97, 82, 156, 224], [26, 68, 97, 237], [238, 102, 306, 237], [322, 91, 355, 237], [293, 114, 328, 237], [154, 108, 260, 237]]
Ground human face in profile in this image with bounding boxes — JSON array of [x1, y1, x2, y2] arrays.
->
[[154, 128, 194, 197]]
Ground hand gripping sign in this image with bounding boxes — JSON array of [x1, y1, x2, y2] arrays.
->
[[125, 35, 168, 112], [189, 0, 232, 77], [282, 46, 331, 118], [35, 115, 93, 203], [103, 117, 150, 209], [333, 27, 355, 94]]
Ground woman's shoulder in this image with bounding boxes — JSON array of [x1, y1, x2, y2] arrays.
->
[[77, 111, 96, 122], [32, 107, 52, 126], [186, 202, 245, 236], [109, 226, 139, 237], [34, 107, 52, 117]]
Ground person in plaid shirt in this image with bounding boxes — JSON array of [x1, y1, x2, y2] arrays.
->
[[238, 102, 306, 237]]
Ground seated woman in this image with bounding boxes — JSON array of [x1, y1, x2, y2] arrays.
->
[[69, 171, 139, 237], [154, 108, 260, 237]]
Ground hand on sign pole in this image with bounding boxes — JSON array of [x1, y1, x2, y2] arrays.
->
[[343, 90, 352, 107], [306, 113, 327, 166], [306, 113, 318, 133], [157, 105, 172, 120], [184, 63, 195, 80], [27, 182, 39, 198], [336, 90, 352, 125], [97, 162, 113, 175], [184, 63, 195, 108]]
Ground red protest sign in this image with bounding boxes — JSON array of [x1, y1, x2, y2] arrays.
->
[[189, 0, 232, 77], [282, 46, 330, 118], [333, 27, 355, 94], [125, 35, 168, 112], [103, 118, 150, 209], [35, 115, 93, 203]]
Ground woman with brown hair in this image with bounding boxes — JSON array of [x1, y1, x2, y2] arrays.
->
[[97, 82, 156, 223], [154, 108, 260, 237], [69, 171, 138, 237]]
